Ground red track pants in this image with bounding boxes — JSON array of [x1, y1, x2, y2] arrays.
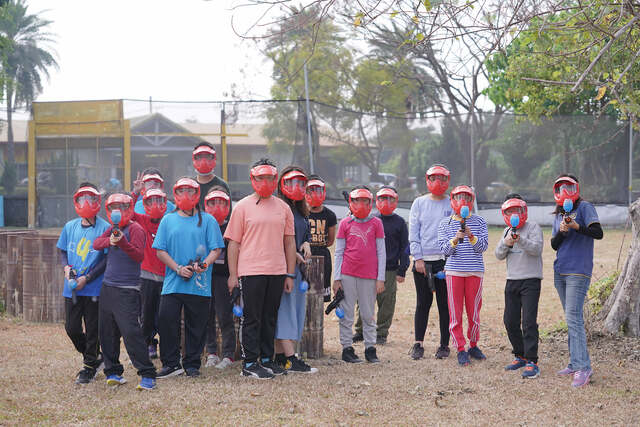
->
[[446, 274, 483, 352]]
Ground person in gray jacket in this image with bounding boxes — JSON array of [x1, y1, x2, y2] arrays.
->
[[495, 194, 543, 379]]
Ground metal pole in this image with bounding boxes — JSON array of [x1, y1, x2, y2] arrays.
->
[[149, 96, 152, 114], [303, 63, 315, 174], [470, 113, 475, 189], [221, 103, 228, 182], [630, 115, 634, 206]]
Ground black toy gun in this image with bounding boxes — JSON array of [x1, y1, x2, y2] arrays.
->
[[325, 288, 345, 318]]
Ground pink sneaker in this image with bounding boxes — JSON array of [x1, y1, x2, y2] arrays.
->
[[571, 369, 593, 387], [557, 366, 575, 376]]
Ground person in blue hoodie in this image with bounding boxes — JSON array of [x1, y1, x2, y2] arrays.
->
[[57, 182, 110, 384]]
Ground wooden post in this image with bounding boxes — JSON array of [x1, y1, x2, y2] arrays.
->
[[299, 256, 325, 359]]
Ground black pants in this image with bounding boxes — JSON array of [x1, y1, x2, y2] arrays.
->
[[312, 248, 333, 302], [98, 285, 156, 378], [64, 296, 101, 370], [140, 277, 163, 346], [413, 259, 450, 346], [504, 278, 541, 363], [158, 293, 210, 370], [206, 273, 237, 359], [239, 275, 285, 364]]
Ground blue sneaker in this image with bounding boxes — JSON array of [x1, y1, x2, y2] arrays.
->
[[468, 346, 486, 360], [522, 362, 540, 379], [106, 375, 127, 386], [137, 377, 156, 390], [505, 356, 527, 371], [457, 350, 471, 366]]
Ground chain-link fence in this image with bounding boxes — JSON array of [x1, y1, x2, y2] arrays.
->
[[122, 98, 637, 206]]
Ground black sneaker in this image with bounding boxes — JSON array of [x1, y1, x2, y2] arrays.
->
[[185, 368, 200, 377], [365, 346, 380, 363], [241, 363, 274, 380], [262, 360, 287, 376], [285, 356, 318, 374], [342, 346, 363, 364], [352, 332, 364, 343], [274, 353, 288, 368], [75, 367, 97, 384], [376, 336, 387, 345], [410, 343, 424, 360], [468, 346, 486, 360], [435, 346, 450, 359], [157, 365, 184, 379]]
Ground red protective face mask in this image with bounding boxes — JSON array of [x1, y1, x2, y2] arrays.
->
[[143, 191, 167, 219], [192, 147, 216, 175], [173, 178, 200, 211], [501, 199, 528, 229], [427, 176, 449, 196], [251, 177, 277, 198], [450, 185, 474, 216], [376, 197, 397, 215], [281, 178, 307, 201], [305, 186, 325, 207], [553, 178, 580, 206], [205, 199, 230, 225], [106, 194, 134, 227], [73, 188, 101, 219], [350, 200, 372, 219]]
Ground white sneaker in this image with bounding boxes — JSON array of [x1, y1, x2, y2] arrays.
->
[[205, 354, 220, 368], [215, 357, 233, 370]]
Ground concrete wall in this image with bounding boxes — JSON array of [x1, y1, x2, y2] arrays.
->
[[324, 202, 630, 227]]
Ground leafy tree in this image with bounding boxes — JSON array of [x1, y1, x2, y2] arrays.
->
[[0, 0, 58, 167]]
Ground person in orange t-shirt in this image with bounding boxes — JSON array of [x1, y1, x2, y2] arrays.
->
[[224, 158, 297, 380]]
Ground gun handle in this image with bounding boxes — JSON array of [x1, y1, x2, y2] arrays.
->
[[458, 219, 466, 243]]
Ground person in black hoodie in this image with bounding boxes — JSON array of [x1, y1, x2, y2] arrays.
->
[[203, 186, 236, 369], [354, 186, 409, 345]]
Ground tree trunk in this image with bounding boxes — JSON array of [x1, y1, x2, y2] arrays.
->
[[6, 88, 15, 165], [602, 198, 640, 336]]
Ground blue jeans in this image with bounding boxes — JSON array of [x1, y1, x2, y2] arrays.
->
[[554, 272, 591, 371]]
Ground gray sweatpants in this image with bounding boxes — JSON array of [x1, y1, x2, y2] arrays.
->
[[340, 274, 377, 349]]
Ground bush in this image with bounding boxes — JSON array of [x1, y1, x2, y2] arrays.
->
[[587, 271, 619, 316], [1, 162, 17, 195]]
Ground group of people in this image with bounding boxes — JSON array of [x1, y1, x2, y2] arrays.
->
[[57, 142, 603, 390]]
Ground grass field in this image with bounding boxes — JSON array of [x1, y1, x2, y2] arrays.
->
[[1, 228, 639, 425]]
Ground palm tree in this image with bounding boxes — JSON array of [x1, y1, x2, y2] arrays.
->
[[0, 0, 57, 165]]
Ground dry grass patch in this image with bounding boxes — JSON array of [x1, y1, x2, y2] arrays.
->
[[1, 228, 639, 425]]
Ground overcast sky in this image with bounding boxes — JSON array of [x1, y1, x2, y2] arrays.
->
[[9, 0, 275, 120]]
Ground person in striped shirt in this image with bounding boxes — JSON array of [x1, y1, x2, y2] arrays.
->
[[437, 185, 489, 366]]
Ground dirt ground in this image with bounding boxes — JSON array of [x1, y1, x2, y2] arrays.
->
[[1, 228, 639, 426]]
